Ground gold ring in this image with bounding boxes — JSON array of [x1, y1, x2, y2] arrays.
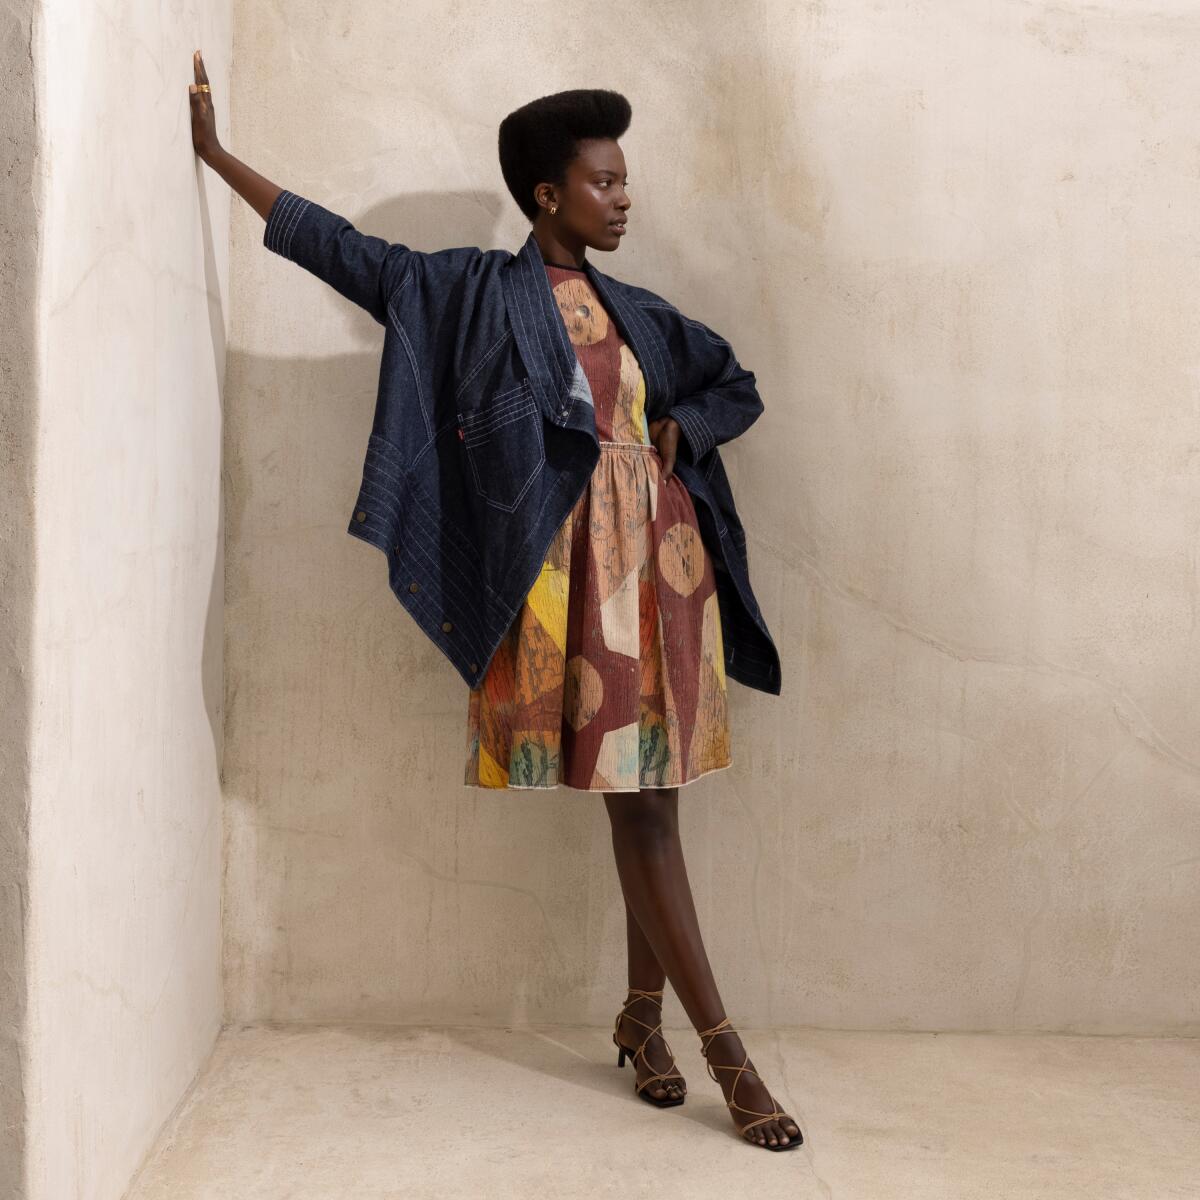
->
[[196, 84, 211, 93]]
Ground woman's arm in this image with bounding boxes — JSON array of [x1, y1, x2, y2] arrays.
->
[[638, 298, 765, 467], [189, 50, 280, 219], [188, 49, 411, 323]]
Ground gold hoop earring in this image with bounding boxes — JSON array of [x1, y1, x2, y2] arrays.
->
[[549, 204, 558, 215]]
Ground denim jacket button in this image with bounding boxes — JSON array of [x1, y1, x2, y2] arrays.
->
[[354, 509, 367, 522], [408, 581, 419, 593], [441, 621, 453, 633]]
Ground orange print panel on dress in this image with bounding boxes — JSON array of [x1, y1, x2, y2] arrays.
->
[[687, 590, 730, 776], [508, 608, 566, 711], [552, 278, 609, 345], [608, 343, 649, 444]]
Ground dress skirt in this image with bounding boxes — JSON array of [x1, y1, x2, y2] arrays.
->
[[464, 439, 731, 792]]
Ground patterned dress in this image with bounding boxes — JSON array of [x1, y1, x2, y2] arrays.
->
[[464, 261, 731, 792]]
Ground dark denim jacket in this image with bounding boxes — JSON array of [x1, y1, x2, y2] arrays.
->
[[263, 189, 781, 694]]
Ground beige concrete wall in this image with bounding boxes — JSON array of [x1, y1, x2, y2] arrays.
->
[[225, 1, 1200, 1033], [19, 3, 232, 1197]]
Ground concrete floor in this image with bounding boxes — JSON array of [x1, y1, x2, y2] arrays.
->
[[125, 1023, 1198, 1199]]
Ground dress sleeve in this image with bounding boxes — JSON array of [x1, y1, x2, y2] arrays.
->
[[262, 189, 415, 326]]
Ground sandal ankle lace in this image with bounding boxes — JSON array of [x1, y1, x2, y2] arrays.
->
[[613, 988, 686, 1098], [697, 1016, 797, 1139]]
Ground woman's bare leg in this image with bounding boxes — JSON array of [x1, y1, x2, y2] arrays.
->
[[623, 899, 666, 993], [604, 786, 801, 1147]]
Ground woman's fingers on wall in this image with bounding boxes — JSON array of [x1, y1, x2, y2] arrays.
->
[[188, 54, 218, 157]]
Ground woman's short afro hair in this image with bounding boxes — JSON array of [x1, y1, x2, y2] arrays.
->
[[498, 88, 632, 223]]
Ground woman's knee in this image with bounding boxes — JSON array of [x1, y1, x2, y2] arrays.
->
[[605, 789, 679, 842]]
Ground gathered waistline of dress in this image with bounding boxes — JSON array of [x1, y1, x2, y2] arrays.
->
[[598, 439, 658, 453]]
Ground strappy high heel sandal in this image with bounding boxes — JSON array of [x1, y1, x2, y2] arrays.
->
[[612, 987, 687, 1108], [698, 1016, 804, 1150]]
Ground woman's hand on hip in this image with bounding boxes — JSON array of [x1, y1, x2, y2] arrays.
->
[[648, 416, 681, 481]]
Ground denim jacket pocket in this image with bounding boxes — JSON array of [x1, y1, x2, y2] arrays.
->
[[459, 380, 546, 512]]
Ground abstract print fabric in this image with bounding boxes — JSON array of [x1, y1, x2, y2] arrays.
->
[[464, 262, 731, 792]]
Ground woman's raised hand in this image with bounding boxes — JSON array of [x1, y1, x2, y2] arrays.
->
[[188, 50, 220, 161], [188, 51, 281, 220]]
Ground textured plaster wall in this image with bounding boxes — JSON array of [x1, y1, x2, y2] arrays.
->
[[19, 3, 231, 1197], [225, 1, 1200, 1033], [1, 5, 40, 1195]]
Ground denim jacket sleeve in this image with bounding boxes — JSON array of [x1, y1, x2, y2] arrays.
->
[[634, 298, 765, 465], [262, 189, 414, 325]]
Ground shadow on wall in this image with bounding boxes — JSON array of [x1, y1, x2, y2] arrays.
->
[[197, 159, 230, 768]]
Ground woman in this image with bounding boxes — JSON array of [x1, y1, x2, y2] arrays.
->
[[190, 50, 802, 1151]]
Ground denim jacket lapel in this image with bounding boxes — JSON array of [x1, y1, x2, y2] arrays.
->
[[501, 230, 670, 432]]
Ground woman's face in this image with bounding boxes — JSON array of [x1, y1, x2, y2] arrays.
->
[[540, 137, 631, 250]]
